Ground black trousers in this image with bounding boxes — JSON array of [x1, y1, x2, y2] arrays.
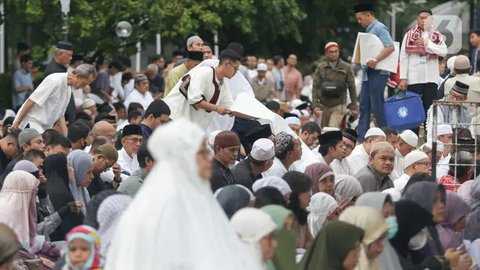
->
[[408, 83, 438, 136]]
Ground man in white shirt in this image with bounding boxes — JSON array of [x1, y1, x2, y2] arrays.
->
[[263, 131, 302, 178], [399, 9, 447, 134], [117, 124, 143, 175], [393, 130, 418, 177], [331, 128, 357, 175], [394, 150, 430, 190], [435, 124, 453, 179], [347, 127, 386, 174], [12, 64, 96, 135], [124, 74, 154, 110], [164, 49, 239, 130]]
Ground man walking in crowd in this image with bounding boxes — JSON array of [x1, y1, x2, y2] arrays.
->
[[164, 49, 239, 130], [233, 138, 274, 191], [354, 4, 395, 141], [283, 54, 303, 101], [312, 42, 358, 128], [12, 54, 34, 111], [399, 9, 447, 134], [210, 131, 240, 192], [12, 64, 96, 135]]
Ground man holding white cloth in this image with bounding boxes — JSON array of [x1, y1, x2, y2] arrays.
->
[[399, 9, 447, 134]]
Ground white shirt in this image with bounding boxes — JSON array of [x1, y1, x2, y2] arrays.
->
[[394, 173, 410, 190], [16, 72, 72, 132], [399, 30, 447, 85], [110, 72, 124, 101], [163, 66, 234, 130], [117, 148, 139, 176], [331, 159, 353, 175], [124, 79, 135, 99], [262, 157, 288, 178], [124, 89, 154, 110], [436, 154, 450, 180], [393, 149, 405, 178], [346, 144, 369, 175]]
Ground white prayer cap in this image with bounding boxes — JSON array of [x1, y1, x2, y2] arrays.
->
[[257, 63, 267, 71], [82, 98, 96, 109], [322, 127, 340, 133], [399, 130, 418, 148], [252, 176, 292, 196], [207, 130, 222, 149], [285, 117, 301, 126], [404, 150, 429, 170], [437, 124, 453, 136], [447, 56, 457, 71], [365, 127, 386, 138], [291, 99, 304, 109], [420, 140, 444, 153], [186, 35, 202, 48], [251, 138, 275, 161]]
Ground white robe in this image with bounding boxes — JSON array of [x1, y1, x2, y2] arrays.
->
[[346, 144, 369, 175], [117, 148, 139, 176], [164, 66, 233, 130]]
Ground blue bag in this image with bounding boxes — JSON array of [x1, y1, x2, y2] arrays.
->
[[384, 91, 425, 130]]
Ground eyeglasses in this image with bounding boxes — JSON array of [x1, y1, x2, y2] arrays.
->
[[414, 161, 431, 167], [449, 92, 467, 101], [228, 62, 240, 72], [126, 137, 143, 144]]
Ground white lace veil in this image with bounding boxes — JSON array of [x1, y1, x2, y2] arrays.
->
[[105, 118, 261, 270]]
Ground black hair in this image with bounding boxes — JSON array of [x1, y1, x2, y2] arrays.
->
[[24, 149, 46, 161], [128, 111, 142, 122], [470, 29, 480, 36], [137, 143, 153, 168], [301, 122, 321, 135], [67, 121, 91, 143], [319, 137, 343, 156], [254, 187, 286, 208], [145, 100, 171, 118], [219, 49, 242, 63], [265, 100, 280, 111], [97, 103, 114, 114], [127, 102, 144, 114], [75, 112, 93, 123], [122, 72, 133, 82], [5, 128, 20, 140], [152, 55, 164, 62], [20, 54, 32, 63], [203, 41, 213, 49], [94, 112, 116, 123], [283, 171, 312, 225], [272, 55, 284, 65], [381, 127, 398, 137], [108, 59, 125, 71], [47, 134, 72, 148], [42, 129, 61, 145], [402, 172, 435, 194], [113, 102, 126, 112], [448, 151, 474, 179]]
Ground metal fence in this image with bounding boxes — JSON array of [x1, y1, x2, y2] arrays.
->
[[431, 100, 480, 189]]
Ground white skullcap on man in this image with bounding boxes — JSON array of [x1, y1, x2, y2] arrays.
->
[[285, 117, 301, 126], [420, 140, 445, 153], [186, 35, 202, 48], [403, 150, 429, 170], [365, 127, 386, 138], [399, 130, 418, 148], [251, 138, 275, 161], [257, 63, 267, 71], [437, 124, 453, 136]]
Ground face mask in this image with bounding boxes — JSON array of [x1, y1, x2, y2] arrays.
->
[[385, 216, 398, 239], [408, 228, 428, 250]]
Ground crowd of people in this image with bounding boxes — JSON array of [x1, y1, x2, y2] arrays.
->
[[2, 2, 480, 270]]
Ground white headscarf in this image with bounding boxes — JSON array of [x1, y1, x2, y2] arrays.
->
[[97, 194, 133, 260], [307, 193, 338, 237], [105, 118, 262, 270], [252, 176, 292, 196], [230, 208, 276, 269]]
